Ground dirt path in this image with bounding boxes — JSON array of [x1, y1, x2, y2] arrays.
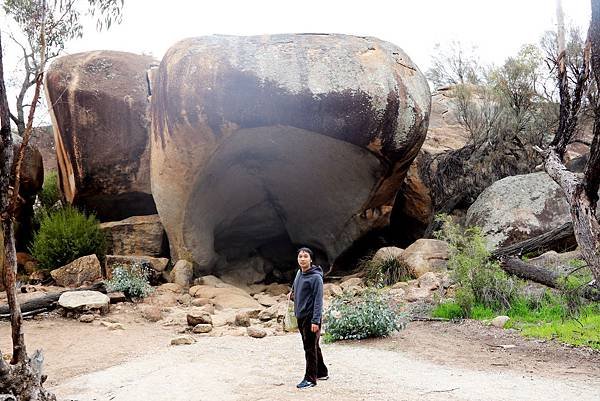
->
[[2, 316, 599, 401]]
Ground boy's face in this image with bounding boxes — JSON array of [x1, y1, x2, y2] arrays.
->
[[297, 251, 312, 270]]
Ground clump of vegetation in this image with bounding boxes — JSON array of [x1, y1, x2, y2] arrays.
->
[[435, 215, 521, 314], [38, 170, 61, 208], [323, 288, 403, 342], [105, 264, 153, 298], [30, 206, 106, 270], [364, 256, 413, 287]]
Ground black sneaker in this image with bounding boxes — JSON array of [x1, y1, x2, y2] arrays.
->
[[296, 379, 316, 389], [318, 375, 329, 380]]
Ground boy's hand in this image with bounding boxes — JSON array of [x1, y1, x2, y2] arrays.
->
[[311, 324, 319, 333]]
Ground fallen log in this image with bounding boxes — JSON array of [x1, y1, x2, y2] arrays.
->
[[492, 222, 577, 259], [499, 256, 600, 301], [0, 282, 107, 317]]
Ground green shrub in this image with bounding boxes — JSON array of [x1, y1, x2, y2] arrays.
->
[[30, 206, 106, 270], [364, 256, 413, 287], [435, 214, 521, 313], [105, 264, 153, 298], [323, 288, 402, 342], [39, 170, 61, 208]]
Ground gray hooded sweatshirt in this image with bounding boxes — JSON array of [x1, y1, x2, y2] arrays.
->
[[292, 265, 324, 324]]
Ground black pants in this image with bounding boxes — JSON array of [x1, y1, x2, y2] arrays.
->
[[298, 316, 328, 383]]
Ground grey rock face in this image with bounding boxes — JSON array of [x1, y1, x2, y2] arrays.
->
[[151, 34, 430, 272], [466, 172, 571, 249]]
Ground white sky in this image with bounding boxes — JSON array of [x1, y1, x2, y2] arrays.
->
[[0, 0, 593, 124]]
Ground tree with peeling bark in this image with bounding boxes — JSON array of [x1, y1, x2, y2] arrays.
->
[[540, 0, 600, 289], [0, 1, 123, 399]]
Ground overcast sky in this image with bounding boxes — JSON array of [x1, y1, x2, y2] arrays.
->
[[0, 0, 593, 124]]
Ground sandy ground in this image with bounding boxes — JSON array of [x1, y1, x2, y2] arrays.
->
[[1, 311, 599, 401]]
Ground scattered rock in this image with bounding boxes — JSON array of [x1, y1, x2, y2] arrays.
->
[[340, 278, 363, 292], [171, 335, 196, 346], [188, 285, 262, 309], [51, 255, 103, 287], [247, 326, 267, 338], [418, 272, 442, 291], [235, 311, 251, 327], [58, 290, 110, 314], [194, 275, 225, 287], [403, 287, 432, 302], [491, 315, 511, 328], [79, 314, 95, 323], [255, 293, 278, 307], [192, 324, 213, 334], [140, 305, 163, 322], [177, 293, 192, 305], [170, 260, 193, 287], [187, 309, 212, 326], [258, 304, 280, 321], [402, 239, 449, 278]]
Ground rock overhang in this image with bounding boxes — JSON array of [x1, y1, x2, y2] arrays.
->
[[150, 33, 431, 274]]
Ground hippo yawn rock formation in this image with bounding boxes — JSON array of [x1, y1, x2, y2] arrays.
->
[[150, 34, 431, 273]]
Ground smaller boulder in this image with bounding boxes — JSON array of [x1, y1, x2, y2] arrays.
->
[[402, 239, 449, 278], [170, 260, 193, 287], [264, 283, 290, 297], [255, 293, 278, 307], [100, 215, 166, 257], [58, 290, 110, 314], [235, 311, 251, 327], [158, 283, 184, 294], [79, 314, 95, 323], [323, 283, 343, 298], [187, 309, 212, 326], [403, 287, 431, 302], [491, 315, 510, 328], [247, 326, 267, 338], [51, 255, 102, 287], [258, 304, 279, 321], [140, 305, 163, 322]]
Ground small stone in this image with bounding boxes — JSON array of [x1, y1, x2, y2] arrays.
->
[[258, 304, 279, 321], [418, 272, 441, 291], [171, 335, 196, 345], [247, 326, 267, 338], [192, 324, 213, 333], [141, 305, 163, 322], [108, 291, 127, 304], [491, 315, 510, 328], [79, 314, 95, 323], [234, 311, 251, 327], [108, 323, 125, 330], [178, 293, 192, 305]]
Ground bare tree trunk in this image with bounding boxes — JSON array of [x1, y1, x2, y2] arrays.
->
[[0, 29, 56, 401]]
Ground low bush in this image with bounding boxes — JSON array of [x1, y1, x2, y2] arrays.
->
[[105, 264, 153, 298], [435, 214, 521, 313], [323, 288, 403, 342], [364, 256, 413, 287], [30, 206, 106, 270]]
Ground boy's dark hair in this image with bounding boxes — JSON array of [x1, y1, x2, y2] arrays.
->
[[297, 247, 314, 259]]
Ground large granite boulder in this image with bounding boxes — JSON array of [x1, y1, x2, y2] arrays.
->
[[465, 172, 572, 249], [50, 254, 103, 287], [45, 51, 159, 221], [150, 34, 430, 273], [100, 214, 167, 257]]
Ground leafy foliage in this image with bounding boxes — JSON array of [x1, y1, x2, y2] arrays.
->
[[38, 170, 60, 208], [364, 256, 413, 287], [323, 288, 403, 342], [435, 215, 521, 313], [105, 264, 153, 298], [30, 206, 105, 269]]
